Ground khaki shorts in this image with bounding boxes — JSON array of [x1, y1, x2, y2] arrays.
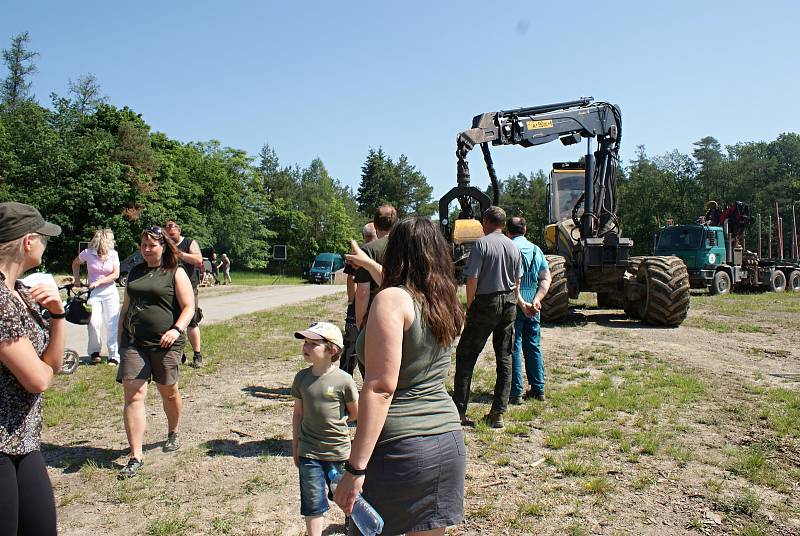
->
[[117, 346, 181, 385]]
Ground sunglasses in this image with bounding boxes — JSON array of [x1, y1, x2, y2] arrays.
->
[[35, 233, 49, 245], [143, 226, 164, 239], [164, 223, 178, 229]]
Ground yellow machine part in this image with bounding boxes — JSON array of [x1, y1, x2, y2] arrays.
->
[[452, 219, 484, 245], [545, 224, 557, 250]]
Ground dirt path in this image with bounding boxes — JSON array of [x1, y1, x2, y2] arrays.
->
[[64, 284, 346, 355], [45, 294, 800, 535]]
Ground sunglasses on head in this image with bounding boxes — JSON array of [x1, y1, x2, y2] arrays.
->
[[143, 226, 164, 239]]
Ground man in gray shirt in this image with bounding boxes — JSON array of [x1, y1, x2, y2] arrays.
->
[[453, 206, 522, 429]]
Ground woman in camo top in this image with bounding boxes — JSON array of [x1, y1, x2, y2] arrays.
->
[[0, 202, 65, 536]]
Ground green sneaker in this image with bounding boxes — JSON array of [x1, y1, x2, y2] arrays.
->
[[163, 431, 181, 452], [117, 457, 144, 480]]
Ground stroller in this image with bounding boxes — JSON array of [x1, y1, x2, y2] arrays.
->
[[58, 284, 91, 375]]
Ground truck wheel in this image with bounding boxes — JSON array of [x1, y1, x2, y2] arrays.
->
[[769, 270, 786, 292], [633, 256, 690, 326], [711, 271, 731, 295], [623, 257, 643, 319], [541, 255, 569, 323], [788, 270, 800, 292], [60, 349, 79, 375]]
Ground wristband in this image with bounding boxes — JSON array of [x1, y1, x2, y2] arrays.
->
[[49, 311, 66, 319], [344, 461, 366, 476], [170, 325, 184, 334]]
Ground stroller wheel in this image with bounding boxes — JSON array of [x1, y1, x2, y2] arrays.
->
[[61, 349, 80, 375]]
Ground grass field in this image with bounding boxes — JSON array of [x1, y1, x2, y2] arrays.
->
[[42, 289, 800, 535]]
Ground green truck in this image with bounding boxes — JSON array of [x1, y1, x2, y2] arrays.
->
[[653, 223, 800, 294]]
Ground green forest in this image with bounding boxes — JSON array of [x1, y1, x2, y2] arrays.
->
[[1, 32, 799, 273]]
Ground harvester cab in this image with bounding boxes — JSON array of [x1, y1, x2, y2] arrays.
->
[[439, 97, 691, 326]]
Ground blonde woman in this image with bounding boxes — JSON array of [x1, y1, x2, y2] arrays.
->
[[0, 202, 64, 535], [71, 228, 120, 364]]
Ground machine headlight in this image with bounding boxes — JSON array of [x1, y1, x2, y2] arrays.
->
[[708, 253, 716, 265]]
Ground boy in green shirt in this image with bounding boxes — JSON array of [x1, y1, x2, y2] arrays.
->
[[291, 322, 358, 536]]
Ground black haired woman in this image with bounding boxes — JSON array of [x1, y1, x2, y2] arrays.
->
[[116, 226, 194, 479], [334, 217, 466, 536]]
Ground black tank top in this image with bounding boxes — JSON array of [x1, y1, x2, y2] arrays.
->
[[175, 236, 199, 287], [123, 264, 185, 351]]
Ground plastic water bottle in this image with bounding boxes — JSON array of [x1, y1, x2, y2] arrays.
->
[[327, 467, 384, 536]]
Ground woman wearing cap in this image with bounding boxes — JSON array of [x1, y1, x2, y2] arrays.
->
[[334, 217, 466, 536], [71, 228, 121, 365], [0, 202, 64, 535], [116, 226, 194, 479]]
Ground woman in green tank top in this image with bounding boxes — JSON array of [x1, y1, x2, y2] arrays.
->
[[115, 226, 195, 479], [334, 217, 467, 536]]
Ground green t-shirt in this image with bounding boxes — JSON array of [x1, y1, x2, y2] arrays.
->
[[291, 367, 358, 461], [353, 236, 388, 297], [356, 291, 462, 446]]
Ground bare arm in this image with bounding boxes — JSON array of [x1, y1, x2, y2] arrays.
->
[[292, 399, 303, 467], [346, 400, 359, 422], [355, 282, 370, 330], [118, 291, 130, 345], [334, 288, 413, 514], [465, 277, 478, 310], [346, 240, 383, 286], [0, 284, 66, 392], [159, 269, 195, 348], [177, 239, 203, 268], [71, 256, 83, 286], [532, 268, 552, 312], [346, 275, 356, 303]]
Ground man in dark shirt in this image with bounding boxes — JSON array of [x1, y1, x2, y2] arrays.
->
[[164, 220, 205, 367], [340, 222, 376, 376], [353, 205, 397, 330], [452, 206, 522, 429]]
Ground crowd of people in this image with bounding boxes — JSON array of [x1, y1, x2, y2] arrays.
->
[[0, 200, 552, 536]]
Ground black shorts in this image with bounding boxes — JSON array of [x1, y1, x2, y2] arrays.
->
[[351, 430, 466, 535], [188, 287, 202, 328]]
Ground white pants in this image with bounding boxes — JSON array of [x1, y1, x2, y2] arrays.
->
[[86, 284, 120, 360]]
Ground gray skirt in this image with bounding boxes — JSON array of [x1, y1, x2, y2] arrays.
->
[[350, 429, 466, 536]]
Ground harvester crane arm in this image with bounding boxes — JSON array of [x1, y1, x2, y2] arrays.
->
[[452, 97, 622, 240]]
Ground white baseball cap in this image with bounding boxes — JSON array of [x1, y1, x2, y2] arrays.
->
[[294, 321, 344, 349]]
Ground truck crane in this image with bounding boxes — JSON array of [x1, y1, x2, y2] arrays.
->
[[438, 97, 691, 326]]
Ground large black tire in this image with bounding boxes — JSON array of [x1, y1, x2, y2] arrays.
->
[[623, 257, 643, 319], [60, 349, 79, 375], [711, 271, 731, 295], [769, 270, 786, 292], [634, 256, 690, 327], [788, 270, 800, 292], [541, 255, 569, 323]]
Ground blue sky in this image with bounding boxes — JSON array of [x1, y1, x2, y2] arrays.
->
[[3, 1, 799, 198]]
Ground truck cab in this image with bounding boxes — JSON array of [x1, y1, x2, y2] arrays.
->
[[654, 224, 727, 291], [307, 252, 344, 284]]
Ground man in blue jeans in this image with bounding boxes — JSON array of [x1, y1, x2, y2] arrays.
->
[[507, 216, 551, 404]]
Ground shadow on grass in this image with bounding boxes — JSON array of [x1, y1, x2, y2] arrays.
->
[[543, 310, 679, 330], [202, 438, 291, 458], [322, 523, 347, 535], [242, 385, 292, 400], [41, 441, 161, 472]]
